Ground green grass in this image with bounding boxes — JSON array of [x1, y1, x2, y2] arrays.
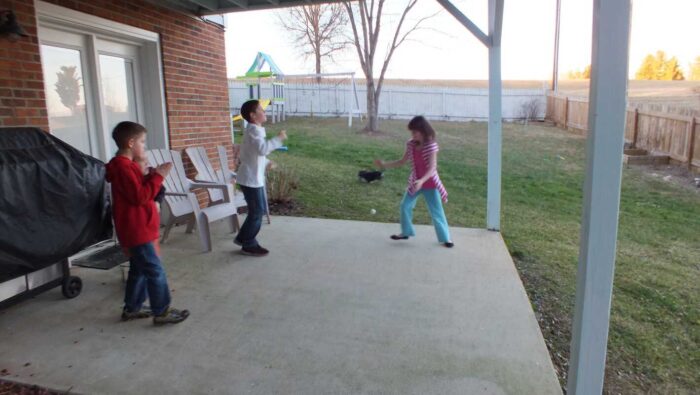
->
[[252, 117, 699, 394]]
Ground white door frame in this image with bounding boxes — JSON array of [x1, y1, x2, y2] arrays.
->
[[38, 27, 102, 157], [35, 0, 169, 158]]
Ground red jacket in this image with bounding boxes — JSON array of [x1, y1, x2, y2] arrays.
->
[[105, 156, 163, 249]]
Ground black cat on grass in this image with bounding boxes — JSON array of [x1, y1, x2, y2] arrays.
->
[[358, 170, 384, 183]]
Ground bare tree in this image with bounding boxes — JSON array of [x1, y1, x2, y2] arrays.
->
[[343, 0, 434, 132], [278, 4, 350, 78]]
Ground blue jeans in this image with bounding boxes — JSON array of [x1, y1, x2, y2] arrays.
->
[[236, 185, 266, 248], [400, 189, 451, 243], [124, 242, 171, 316]]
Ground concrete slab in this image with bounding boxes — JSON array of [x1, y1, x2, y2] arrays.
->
[[0, 217, 561, 395]]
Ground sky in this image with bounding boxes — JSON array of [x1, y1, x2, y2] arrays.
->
[[224, 0, 700, 81]]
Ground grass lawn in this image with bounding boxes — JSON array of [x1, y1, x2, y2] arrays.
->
[[250, 117, 699, 394]]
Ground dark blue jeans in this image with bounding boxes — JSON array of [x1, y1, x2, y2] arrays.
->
[[236, 185, 265, 248], [124, 242, 171, 316]]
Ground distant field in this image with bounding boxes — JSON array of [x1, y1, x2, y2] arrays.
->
[[371, 79, 700, 114], [376, 78, 700, 97]]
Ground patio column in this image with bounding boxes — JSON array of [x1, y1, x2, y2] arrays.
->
[[487, 0, 504, 231], [567, 0, 632, 394], [436, 0, 503, 231]]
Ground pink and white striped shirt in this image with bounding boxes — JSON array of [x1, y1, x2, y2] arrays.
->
[[405, 139, 448, 203]]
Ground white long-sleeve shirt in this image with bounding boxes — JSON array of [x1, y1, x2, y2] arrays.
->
[[236, 123, 282, 188]]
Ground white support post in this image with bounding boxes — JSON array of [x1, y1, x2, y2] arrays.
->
[[347, 78, 352, 128], [567, 1, 632, 394], [487, 0, 504, 231]]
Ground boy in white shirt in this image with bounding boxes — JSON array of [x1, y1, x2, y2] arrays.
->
[[234, 99, 287, 256]]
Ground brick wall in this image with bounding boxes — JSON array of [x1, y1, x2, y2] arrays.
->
[[0, 0, 49, 129], [1, 0, 232, 161]]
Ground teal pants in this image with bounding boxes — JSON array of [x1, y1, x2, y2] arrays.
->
[[400, 189, 451, 243]]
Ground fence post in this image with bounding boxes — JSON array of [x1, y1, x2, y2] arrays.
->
[[388, 89, 393, 119], [688, 116, 697, 170], [563, 96, 569, 129], [442, 91, 447, 120], [631, 108, 639, 148]]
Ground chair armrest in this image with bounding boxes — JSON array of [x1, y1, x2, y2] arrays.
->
[[165, 191, 190, 197], [215, 169, 236, 182], [190, 181, 226, 189], [190, 181, 233, 203], [193, 177, 218, 184]]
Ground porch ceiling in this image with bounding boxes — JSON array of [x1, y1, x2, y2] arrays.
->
[[158, 0, 345, 15]]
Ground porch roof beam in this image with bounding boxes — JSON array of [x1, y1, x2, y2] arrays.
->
[[435, 0, 491, 47], [190, 0, 219, 11], [220, 0, 249, 9], [488, 0, 504, 47], [194, 0, 344, 15]]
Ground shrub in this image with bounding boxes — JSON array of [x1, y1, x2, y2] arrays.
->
[[519, 98, 542, 125], [267, 166, 299, 203]]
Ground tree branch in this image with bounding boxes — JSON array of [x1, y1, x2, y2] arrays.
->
[[344, 2, 369, 75]]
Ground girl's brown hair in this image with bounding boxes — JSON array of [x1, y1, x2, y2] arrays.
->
[[407, 116, 436, 141]]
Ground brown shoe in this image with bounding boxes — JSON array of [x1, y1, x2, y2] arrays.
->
[[241, 245, 269, 257], [153, 307, 190, 326]]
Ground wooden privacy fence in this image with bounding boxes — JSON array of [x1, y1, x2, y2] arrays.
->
[[546, 93, 700, 170]]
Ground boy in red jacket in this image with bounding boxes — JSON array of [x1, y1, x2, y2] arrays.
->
[[105, 121, 189, 326]]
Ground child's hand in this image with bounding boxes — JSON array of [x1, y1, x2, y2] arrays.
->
[[413, 179, 426, 190], [374, 159, 384, 169], [155, 163, 173, 177], [278, 130, 288, 141]]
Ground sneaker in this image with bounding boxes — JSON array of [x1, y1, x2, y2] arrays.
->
[[121, 307, 152, 321], [233, 238, 243, 247], [390, 234, 409, 240], [153, 307, 190, 326], [241, 245, 269, 257], [444, 242, 455, 248]]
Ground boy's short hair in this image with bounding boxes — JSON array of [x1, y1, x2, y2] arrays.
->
[[112, 121, 147, 149], [240, 100, 260, 123]]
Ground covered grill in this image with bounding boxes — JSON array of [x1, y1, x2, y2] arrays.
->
[[0, 127, 112, 307]]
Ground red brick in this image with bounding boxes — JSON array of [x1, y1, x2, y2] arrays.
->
[[24, 81, 45, 90], [15, 108, 41, 117], [3, 117, 28, 126], [14, 90, 38, 98]]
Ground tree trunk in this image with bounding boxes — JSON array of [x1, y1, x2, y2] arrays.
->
[[365, 79, 379, 132], [315, 51, 322, 83]]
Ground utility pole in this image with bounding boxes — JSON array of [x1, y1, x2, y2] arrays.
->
[[552, 0, 562, 91]]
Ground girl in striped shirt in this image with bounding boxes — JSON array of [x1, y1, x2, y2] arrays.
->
[[375, 116, 454, 248]]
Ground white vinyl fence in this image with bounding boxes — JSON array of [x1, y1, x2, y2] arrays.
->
[[229, 80, 546, 122]]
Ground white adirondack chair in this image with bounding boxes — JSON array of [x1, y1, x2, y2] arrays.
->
[[185, 146, 241, 206], [187, 145, 271, 224], [147, 149, 238, 253]]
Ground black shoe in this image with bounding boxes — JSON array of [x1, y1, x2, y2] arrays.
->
[[153, 307, 190, 326], [390, 234, 409, 240], [241, 245, 269, 257], [444, 242, 454, 248], [233, 238, 243, 247]]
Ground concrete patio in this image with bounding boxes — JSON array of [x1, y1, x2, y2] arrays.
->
[[0, 217, 561, 395]]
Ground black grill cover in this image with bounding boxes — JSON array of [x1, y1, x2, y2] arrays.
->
[[0, 127, 112, 276]]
